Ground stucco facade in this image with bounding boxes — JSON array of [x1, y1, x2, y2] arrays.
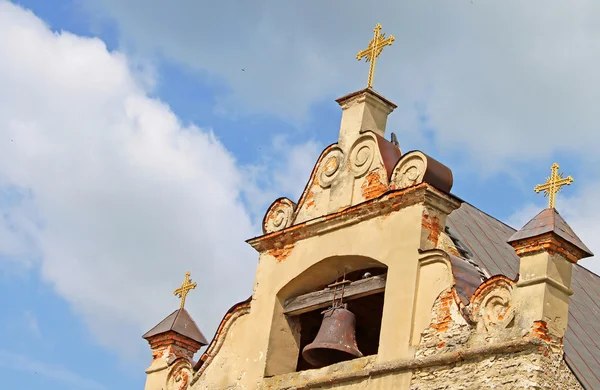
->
[[141, 88, 591, 390]]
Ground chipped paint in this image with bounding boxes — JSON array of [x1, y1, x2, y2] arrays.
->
[[511, 233, 583, 263], [428, 289, 455, 334], [146, 332, 201, 362], [267, 244, 294, 262], [192, 302, 251, 383], [305, 190, 316, 209], [421, 213, 442, 246], [524, 320, 554, 343], [174, 369, 190, 390], [290, 143, 336, 219], [361, 170, 388, 201], [248, 184, 459, 253], [469, 275, 515, 307]]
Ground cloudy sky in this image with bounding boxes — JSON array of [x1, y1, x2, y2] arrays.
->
[[1, 1, 599, 388]]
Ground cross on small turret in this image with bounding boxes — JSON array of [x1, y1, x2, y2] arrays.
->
[[356, 23, 395, 89], [174, 271, 197, 309], [534, 162, 574, 209]]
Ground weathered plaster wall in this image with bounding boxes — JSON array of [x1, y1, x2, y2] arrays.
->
[[259, 203, 425, 383], [195, 313, 252, 389], [187, 232, 584, 390], [189, 193, 456, 389], [409, 284, 582, 390]]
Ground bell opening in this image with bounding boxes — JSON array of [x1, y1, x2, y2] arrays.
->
[[295, 290, 384, 371], [302, 347, 361, 368]]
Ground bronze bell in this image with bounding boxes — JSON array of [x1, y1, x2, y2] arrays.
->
[[302, 305, 363, 368]]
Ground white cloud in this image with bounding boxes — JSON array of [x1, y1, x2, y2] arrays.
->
[[0, 1, 259, 360], [0, 186, 40, 266], [555, 183, 600, 275], [0, 349, 107, 390], [84, 0, 600, 278], [271, 137, 321, 199], [241, 136, 321, 221], [83, 0, 600, 172]]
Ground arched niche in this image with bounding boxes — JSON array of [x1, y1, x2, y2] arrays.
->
[[265, 255, 387, 377]]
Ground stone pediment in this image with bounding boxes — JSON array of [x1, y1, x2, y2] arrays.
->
[[261, 88, 453, 236], [262, 140, 453, 234]]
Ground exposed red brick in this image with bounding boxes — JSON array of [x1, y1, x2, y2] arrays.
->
[[267, 244, 294, 262], [151, 344, 194, 361], [511, 233, 584, 263], [361, 170, 389, 201], [422, 213, 442, 246], [147, 331, 202, 354], [428, 289, 456, 334], [469, 275, 515, 308], [523, 320, 554, 343]]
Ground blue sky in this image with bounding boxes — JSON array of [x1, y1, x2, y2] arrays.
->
[[1, 1, 599, 389]]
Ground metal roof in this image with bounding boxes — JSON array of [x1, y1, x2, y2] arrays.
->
[[507, 207, 593, 256], [447, 202, 600, 390], [142, 308, 208, 346]]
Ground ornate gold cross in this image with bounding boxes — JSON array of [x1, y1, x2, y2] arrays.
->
[[534, 162, 574, 209], [357, 23, 395, 89], [174, 271, 197, 309]]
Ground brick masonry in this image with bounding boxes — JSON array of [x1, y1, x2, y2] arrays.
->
[[409, 287, 583, 390], [410, 348, 582, 390]]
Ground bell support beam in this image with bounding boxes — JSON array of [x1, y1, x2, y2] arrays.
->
[[283, 274, 387, 316]]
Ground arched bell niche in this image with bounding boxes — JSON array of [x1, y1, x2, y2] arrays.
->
[[264, 255, 388, 377]]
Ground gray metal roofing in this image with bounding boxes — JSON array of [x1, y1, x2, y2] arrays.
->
[[142, 308, 208, 345], [447, 202, 600, 390], [507, 207, 593, 256]]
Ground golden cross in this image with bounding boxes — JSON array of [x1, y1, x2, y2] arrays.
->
[[534, 162, 574, 209], [356, 23, 395, 89], [173, 271, 197, 309]]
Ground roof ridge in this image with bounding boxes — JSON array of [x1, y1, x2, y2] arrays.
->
[[142, 309, 179, 339]]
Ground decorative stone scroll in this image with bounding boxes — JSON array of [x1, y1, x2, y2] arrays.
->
[[262, 197, 296, 234], [390, 151, 453, 193], [317, 147, 344, 188], [349, 135, 377, 178], [166, 359, 193, 390], [469, 276, 515, 333], [391, 151, 427, 189]]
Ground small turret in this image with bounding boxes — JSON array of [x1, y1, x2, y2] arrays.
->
[[509, 163, 592, 340], [142, 272, 207, 390]]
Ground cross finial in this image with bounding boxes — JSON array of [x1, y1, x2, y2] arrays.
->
[[356, 23, 395, 89], [534, 162, 574, 209], [173, 271, 197, 309]]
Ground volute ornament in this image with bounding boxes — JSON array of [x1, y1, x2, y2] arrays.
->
[[470, 276, 515, 333], [317, 147, 344, 188], [390, 150, 453, 193], [263, 198, 296, 234], [349, 136, 376, 178], [390, 151, 427, 189], [166, 360, 193, 390]]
